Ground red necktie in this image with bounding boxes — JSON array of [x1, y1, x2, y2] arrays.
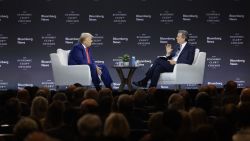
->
[[85, 47, 91, 64]]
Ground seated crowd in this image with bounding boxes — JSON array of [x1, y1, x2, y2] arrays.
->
[[0, 80, 250, 141]]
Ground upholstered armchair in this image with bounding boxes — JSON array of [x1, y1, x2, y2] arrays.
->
[[50, 49, 92, 87], [157, 48, 206, 87]]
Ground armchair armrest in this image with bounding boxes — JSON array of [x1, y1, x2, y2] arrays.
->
[[174, 63, 204, 84]]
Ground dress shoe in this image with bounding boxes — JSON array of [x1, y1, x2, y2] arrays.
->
[[133, 81, 147, 87]]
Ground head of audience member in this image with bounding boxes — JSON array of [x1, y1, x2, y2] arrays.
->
[[77, 114, 102, 139], [36, 87, 51, 100], [192, 124, 217, 141], [179, 89, 191, 110], [84, 89, 99, 101], [239, 88, 250, 105], [133, 89, 147, 108], [4, 97, 22, 124], [147, 87, 157, 95], [24, 132, 59, 141], [24, 86, 39, 100], [148, 112, 164, 133], [162, 109, 182, 133], [66, 84, 77, 92], [30, 96, 48, 121], [79, 33, 93, 48], [52, 92, 67, 103], [44, 101, 65, 130], [80, 99, 99, 115], [147, 111, 174, 141], [238, 102, 250, 128], [222, 81, 240, 105], [150, 89, 170, 111], [195, 92, 211, 114], [207, 84, 218, 97], [103, 112, 130, 139], [168, 93, 185, 111], [223, 80, 238, 95], [233, 128, 250, 141], [98, 88, 113, 100], [72, 87, 87, 106], [98, 88, 113, 116], [65, 84, 77, 103], [17, 89, 31, 116], [117, 94, 134, 114], [141, 112, 174, 141], [198, 86, 209, 93], [17, 89, 30, 104], [222, 103, 239, 125], [214, 117, 235, 141], [73, 83, 83, 87], [189, 107, 207, 130], [13, 117, 39, 141]]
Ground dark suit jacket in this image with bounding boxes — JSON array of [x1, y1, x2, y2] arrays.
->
[[68, 42, 95, 66], [168, 43, 195, 65], [68, 42, 113, 87]]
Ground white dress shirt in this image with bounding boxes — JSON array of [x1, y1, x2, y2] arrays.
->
[[172, 42, 187, 61]]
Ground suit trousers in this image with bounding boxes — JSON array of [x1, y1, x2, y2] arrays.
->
[[145, 57, 174, 87], [89, 64, 113, 88]]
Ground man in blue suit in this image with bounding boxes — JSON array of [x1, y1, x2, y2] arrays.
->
[[133, 30, 195, 88], [68, 33, 113, 90]]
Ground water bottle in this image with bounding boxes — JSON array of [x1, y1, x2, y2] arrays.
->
[[131, 56, 136, 66]]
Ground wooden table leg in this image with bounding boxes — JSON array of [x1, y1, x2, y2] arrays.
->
[[127, 68, 136, 91], [114, 67, 137, 92], [115, 68, 125, 92]]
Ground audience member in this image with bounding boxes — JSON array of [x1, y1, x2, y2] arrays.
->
[[71, 87, 87, 107], [233, 128, 250, 141], [14, 117, 39, 141], [84, 89, 99, 101], [222, 80, 239, 105], [52, 92, 68, 103], [24, 132, 59, 141], [77, 114, 102, 141], [239, 88, 250, 106], [30, 96, 48, 125], [103, 112, 130, 141], [17, 89, 31, 116], [195, 92, 212, 115], [43, 101, 65, 130], [118, 94, 145, 129], [80, 98, 99, 115], [189, 107, 207, 131], [98, 88, 113, 122], [167, 93, 185, 111]]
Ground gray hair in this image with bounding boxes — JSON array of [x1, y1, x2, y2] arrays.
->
[[178, 30, 189, 41], [79, 32, 93, 43], [77, 114, 102, 137]]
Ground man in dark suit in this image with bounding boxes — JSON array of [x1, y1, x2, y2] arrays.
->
[[68, 33, 113, 90], [133, 30, 195, 88]]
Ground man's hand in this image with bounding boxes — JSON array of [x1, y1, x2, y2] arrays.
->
[[96, 66, 102, 75], [168, 60, 176, 65]]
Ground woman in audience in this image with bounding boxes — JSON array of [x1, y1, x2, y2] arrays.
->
[[77, 114, 102, 141], [103, 112, 130, 141], [14, 117, 39, 141], [30, 96, 48, 130]]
